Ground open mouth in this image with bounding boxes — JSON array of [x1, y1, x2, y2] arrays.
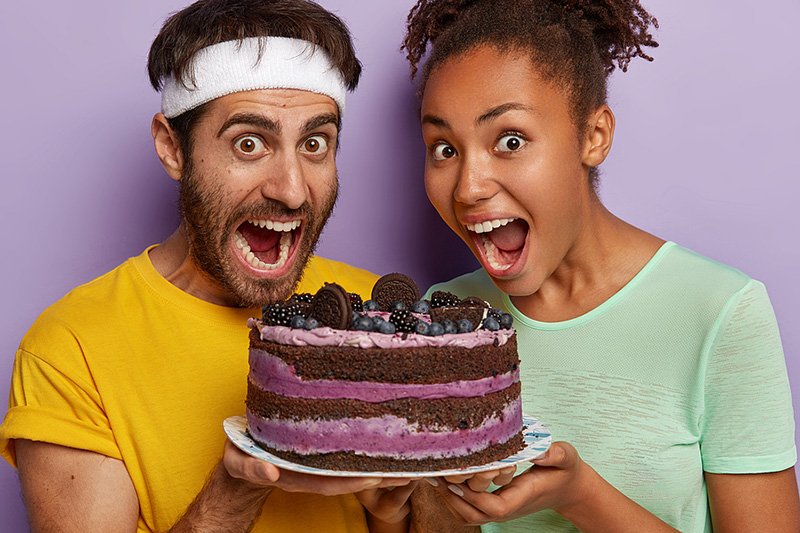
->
[[233, 218, 302, 272], [465, 218, 528, 273]]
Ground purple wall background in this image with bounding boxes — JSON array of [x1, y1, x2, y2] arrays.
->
[[0, 0, 797, 527]]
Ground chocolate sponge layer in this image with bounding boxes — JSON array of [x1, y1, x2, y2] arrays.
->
[[249, 327, 519, 384]]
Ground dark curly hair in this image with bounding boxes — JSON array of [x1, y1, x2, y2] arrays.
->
[[402, 0, 659, 185]]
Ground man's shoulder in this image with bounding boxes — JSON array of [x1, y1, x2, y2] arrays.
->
[[296, 256, 379, 296]]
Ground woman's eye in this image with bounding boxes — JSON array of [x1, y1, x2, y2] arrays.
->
[[301, 135, 328, 154], [496, 134, 526, 152], [235, 136, 265, 154], [432, 143, 457, 161]]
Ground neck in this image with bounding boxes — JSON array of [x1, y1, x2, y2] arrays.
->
[[511, 198, 664, 322], [149, 224, 240, 307]]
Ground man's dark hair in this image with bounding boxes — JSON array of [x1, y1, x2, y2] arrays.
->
[[401, 0, 658, 187], [148, 0, 362, 161]]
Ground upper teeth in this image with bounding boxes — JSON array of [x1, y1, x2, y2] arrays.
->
[[249, 219, 301, 232], [466, 218, 514, 234]]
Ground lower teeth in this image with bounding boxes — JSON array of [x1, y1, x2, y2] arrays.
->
[[235, 230, 292, 270], [481, 234, 511, 271]]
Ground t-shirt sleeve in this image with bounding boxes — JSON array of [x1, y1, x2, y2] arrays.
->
[[700, 280, 796, 473], [0, 317, 120, 468]]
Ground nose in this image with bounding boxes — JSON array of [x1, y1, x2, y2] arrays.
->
[[453, 152, 498, 205], [260, 151, 310, 210]]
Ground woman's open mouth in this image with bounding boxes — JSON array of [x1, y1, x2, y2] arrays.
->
[[465, 218, 529, 275], [233, 218, 302, 274]]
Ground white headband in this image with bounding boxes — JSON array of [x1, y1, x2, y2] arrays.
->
[[160, 37, 347, 118]]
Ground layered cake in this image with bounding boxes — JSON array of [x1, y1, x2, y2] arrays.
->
[[246, 273, 524, 472]]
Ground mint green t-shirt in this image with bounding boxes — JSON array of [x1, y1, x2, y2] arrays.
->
[[426, 242, 796, 532]]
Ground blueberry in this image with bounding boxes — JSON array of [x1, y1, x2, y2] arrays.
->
[[377, 320, 396, 334], [391, 300, 406, 311], [499, 312, 514, 329], [354, 315, 374, 332], [482, 317, 500, 331], [428, 322, 445, 336], [442, 319, 457, 334], [457, 319, 473, 333], [410, 300, 431, 314], [414, 321, 430, 335], [303, 317, 319, 330], [371, 315, 386, 327], [289, 315, 306, 329], [363, 299, 379, 312]]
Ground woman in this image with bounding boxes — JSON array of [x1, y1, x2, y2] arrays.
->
[[395, 0, 799, 531]]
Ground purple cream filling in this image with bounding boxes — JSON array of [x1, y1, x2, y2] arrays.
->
[[250, 350, 520, 401], [248, 317, 513, 349], [247, 398, 522, 459]]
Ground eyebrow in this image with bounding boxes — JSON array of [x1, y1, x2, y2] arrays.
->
[[421, 102, 536, 130], [476, 102, 535, 125], [216, 112, 340, 139], [217, 113, 280, 138], [302, 112, 340, 134]]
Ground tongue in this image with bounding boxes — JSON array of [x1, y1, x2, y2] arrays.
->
[[239, 224, 280, 252], [487, 220, 527, 252]]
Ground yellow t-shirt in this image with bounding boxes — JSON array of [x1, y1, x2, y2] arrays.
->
[[0, 246, 378, 532]]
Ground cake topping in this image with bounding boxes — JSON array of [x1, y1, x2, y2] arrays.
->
[[258, 273, 514, 337], [310, 282, 353, 330], [371, 273, 420, 312]]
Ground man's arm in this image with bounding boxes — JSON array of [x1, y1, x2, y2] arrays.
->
[[16, 439, 140, 532]]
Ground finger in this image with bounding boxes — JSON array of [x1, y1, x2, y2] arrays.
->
[[443, 473, 473, 484], [465, 472, 495, 492], [492, 465, 518, 487], [531, 441, 572, 468], [434, 482, 493, 526], [277, 471, 383, 495], [223, 440, 280, 484]]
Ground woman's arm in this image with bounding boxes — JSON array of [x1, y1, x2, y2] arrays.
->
[[706, 467, 800, 532]]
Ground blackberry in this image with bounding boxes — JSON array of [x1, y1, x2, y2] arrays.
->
[[488, 308, 504, 321], [349, 293, 364, 312], [389, 309, 417, 333], [290, 292, 314, 304], [430, 291, 460, 308], [265, 303, 306, 326]]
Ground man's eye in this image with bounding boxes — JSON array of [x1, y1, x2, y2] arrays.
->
[[495, 134, 526, 152], [301, 135, 328, 154], [432, 143, 456, 161], [235, 136, 265, 154]]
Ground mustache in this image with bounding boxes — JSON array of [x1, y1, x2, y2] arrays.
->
[[228, 200, 315, 227]]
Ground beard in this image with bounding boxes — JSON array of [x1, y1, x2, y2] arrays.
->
[[178, 161, 338, 308]]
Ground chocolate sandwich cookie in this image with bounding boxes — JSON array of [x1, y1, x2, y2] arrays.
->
[[371, 273, 420, 312], [310, 283, 353, 330]]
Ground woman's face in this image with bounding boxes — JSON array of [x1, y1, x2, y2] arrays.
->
[[421, 45, 595, 297]]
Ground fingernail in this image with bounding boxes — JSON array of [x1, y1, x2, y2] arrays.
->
[[365, 478, 382, 487], [424, 477, 439, 487], [448, 484, 464, 497]]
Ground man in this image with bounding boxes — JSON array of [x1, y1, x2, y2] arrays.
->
[[0, 1, 412, 531]]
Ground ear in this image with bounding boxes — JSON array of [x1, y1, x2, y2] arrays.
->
[[151, 113, 184, 181], [581, 105, 615, 169]]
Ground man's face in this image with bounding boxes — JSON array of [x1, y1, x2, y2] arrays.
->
[[179, 89, 339, 307]]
